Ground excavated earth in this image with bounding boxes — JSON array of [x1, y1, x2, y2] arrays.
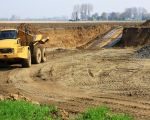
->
[[118, 20, 150, 47], [0, 48, 150, 120], [118, 27, 150, 47], [0, 22, 140, 49], [0, 23, 112, 48], [0, 22, 150, 120]]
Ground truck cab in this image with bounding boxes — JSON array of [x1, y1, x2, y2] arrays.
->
[[0, 29, 19, 49], [0, 27, 48, 68], [0, 29, 31, 67]]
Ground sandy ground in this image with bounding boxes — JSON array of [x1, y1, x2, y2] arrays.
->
[[0, 48, 150, 120]]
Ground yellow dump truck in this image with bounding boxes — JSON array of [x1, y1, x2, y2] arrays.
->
[[0, 24, 49, 68]]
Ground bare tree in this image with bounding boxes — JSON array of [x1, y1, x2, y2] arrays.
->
[[91, 13, 99, 20], [109, 12, 120, 20], [71, 4, 80, 21], [87, 4, 93, 19], [80, 4, 87, 20], [120, 7, 148, 20], [71, 3, 93, 21], [71, 5, 150, 21], [101, 12, 109, 20], [119, 8, 136, 20], [80, 3, 93, 20], [137, 7, 147, 20]]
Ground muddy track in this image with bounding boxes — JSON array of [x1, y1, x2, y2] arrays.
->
[[0, 49, 150, 120]]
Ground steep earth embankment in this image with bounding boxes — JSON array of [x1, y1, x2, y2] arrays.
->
[[117, 20, 150, 47], [40, 25, 112, 48], [0, 22, 141, 49], [117, 27, 150, 47]]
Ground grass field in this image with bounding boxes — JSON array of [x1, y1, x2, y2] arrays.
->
[[76, 106, 133, 120], [0, 100, 60, 120], [0, 100, 133, 120]]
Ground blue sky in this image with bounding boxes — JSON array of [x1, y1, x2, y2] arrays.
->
[[1, 0, 150, 18]]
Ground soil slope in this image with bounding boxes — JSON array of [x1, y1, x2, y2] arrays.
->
[[40, 25, 112, 48], [118, 20, 150, 47], [118, 27, 150, 47]]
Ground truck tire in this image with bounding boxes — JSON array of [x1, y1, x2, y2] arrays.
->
[[22, 50, 31, 68], [41, 47, 47, 62], [32, 46, 42, 64]]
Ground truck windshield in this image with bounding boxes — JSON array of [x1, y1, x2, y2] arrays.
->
[[0, 30, 17, 40]]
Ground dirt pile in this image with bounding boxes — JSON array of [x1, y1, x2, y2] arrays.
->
[[134, 45, 150, 58], [17, 23, 49, 46], [0, 93, 31, 101], [17, 23, 40, 46], [17, 23, 39, 34], [118, 27, 150, 47]]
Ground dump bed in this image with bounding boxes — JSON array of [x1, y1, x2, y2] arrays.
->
[[17, 23, 48, 46], [18, 30, 34, 46]]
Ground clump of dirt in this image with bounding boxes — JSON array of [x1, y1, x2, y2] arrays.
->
[[134, 45, 150, 58], [0, 93, 32, 102], [117, 27, 150, 47]]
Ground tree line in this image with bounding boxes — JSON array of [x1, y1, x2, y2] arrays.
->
[[72, 4, 93, 21], [71, 4, 150, 21]]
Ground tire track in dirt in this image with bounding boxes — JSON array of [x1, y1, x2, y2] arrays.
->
[[0, 67, 18, 95], [1, 49, 150, 120], [52, 94, 150, 120]]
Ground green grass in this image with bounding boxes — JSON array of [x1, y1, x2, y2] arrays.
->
[[76, 106, 134, 120], [0, 100, 134, 120], [0, 100, 61, 120]]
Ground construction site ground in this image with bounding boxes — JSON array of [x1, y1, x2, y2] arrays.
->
[[0, 22, 150, 120], [0, 48, 150, 120]]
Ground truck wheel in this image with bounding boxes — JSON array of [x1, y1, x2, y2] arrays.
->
[[22, 50, 31, 68], [41, 47, 47, 62], [32, 47, 42, 64]]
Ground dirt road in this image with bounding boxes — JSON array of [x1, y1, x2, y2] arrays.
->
[[0, 48, 150, 119]]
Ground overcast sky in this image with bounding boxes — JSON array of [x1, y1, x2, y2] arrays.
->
[[1, 0, 150, 18]]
